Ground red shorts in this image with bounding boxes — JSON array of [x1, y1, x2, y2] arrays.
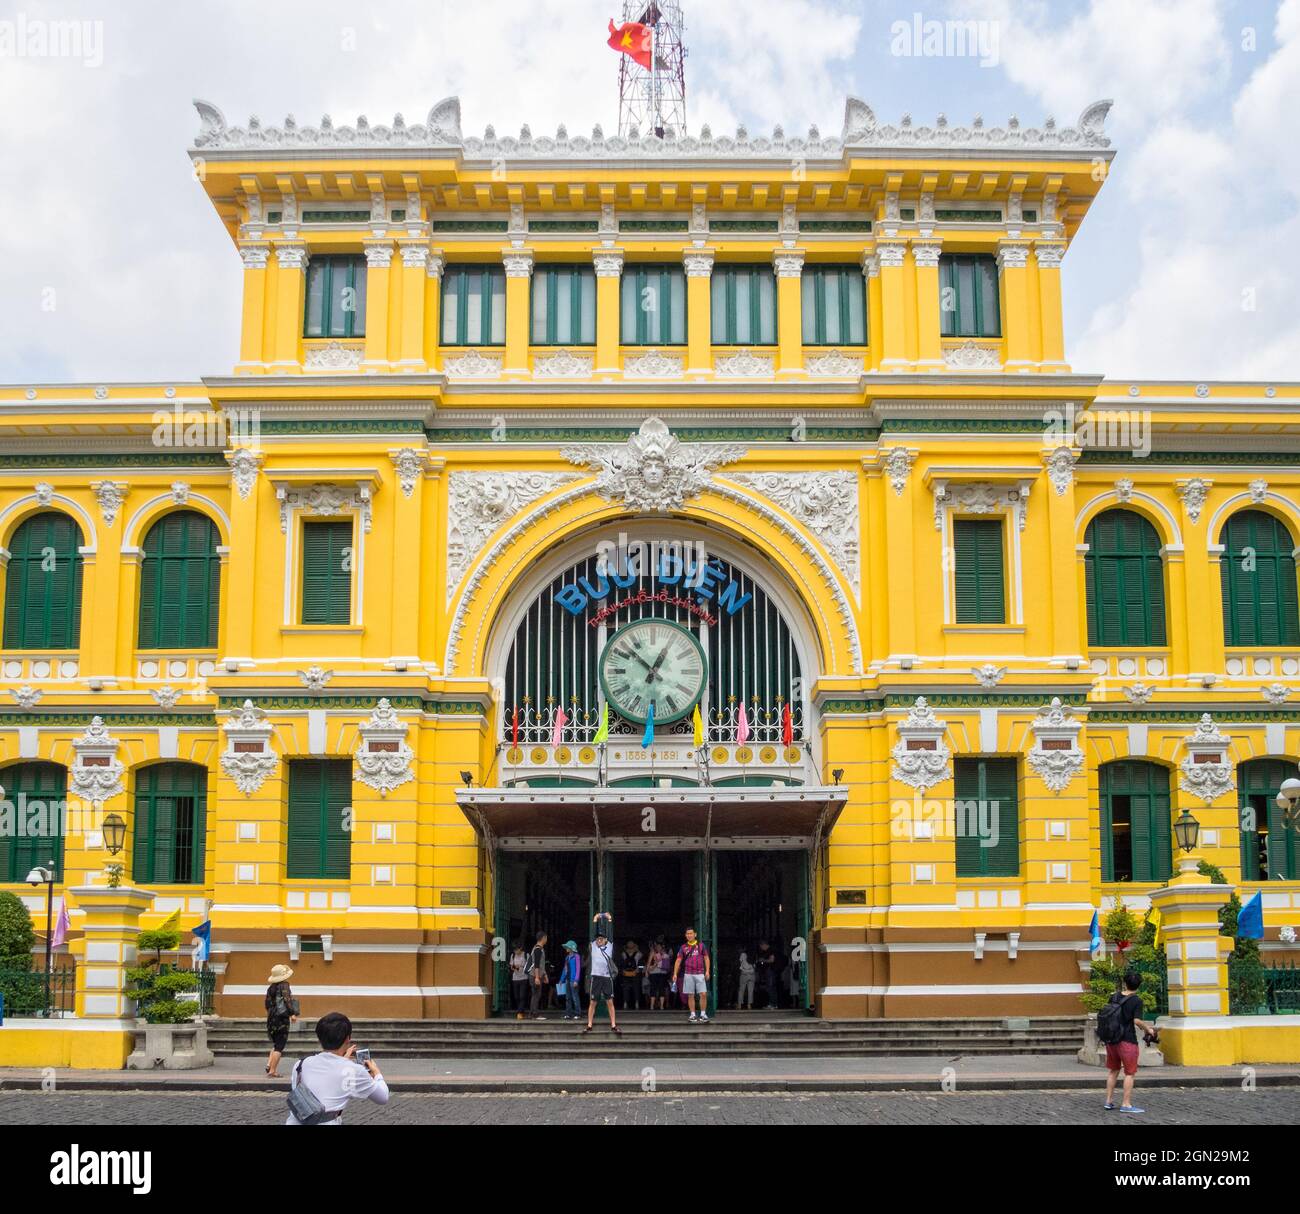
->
[[1105, 1041, 1139, 1076]]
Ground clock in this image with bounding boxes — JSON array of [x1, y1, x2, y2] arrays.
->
[[599, 617, 708, 726]]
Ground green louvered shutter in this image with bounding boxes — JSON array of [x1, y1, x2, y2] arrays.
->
[[1101, 761, 1170, 883], [0, 762, 67, 882], [954, 758, 1019, 876], [1149, 769, 1172, 883], [1099, 764, 1115, 882], [3, 513, 83, 649], [954, 759, 982, 876], [1220, 511, 1300, 647], [132, 763, 206, 885], [953, 518, 1005, 623], [301, 521, 353, 625], [1239, 759, 1298, 881], [1086, 510, 1165, 646], [287, 759, 352, 880], [138, 512, 220, 650]]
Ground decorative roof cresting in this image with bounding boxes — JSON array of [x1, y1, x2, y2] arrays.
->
[[190, 96, 1113, 158]]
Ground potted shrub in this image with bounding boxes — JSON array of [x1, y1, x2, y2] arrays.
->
[[124, 926, 213, 1069]]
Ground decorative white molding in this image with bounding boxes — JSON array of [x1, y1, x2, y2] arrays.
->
[[355, 698, 415, 796], [220, 700, 279, 795], [533, 349, 594, 379], [911, 240, 943, 268], [1026, 697, 1084, 793], [71, 717, 125, 803], [399, 243, 430, 270], [297, 665, 334, 691], [443, 351, 504, 379], [304, 341, 364, 371], [446, 471, 580, 599], [91, 481, 128, 527], [275, 482, 373, 534], [1178, 714, 1235, 804], [772, 250, 805, 278], [1043, 446, 1079, 496], [683, 250, 715, 278], [11, 685, 42, 709], [1123, 682, 1154, 704], [972, 664, 1006, 689], [275, 243, 310, 271], [151, 685, 181, 709], [1035, 243, 1066, 268], [592, 250, 624, 278], [389, 448, 427, 498], [727, 471, 860, 594], [34, 482, 54, 507], [227, 448, 263, 500], [943, 340, 1001, 371], [1114, 477, 1134, 504], [883, 448, 914, 496], [363, 242, 394, 269], [932, 480, 1030, 532], [804, 349, 864, 377], [622, 349, 684, 378], [1249, 479, 1269, 504], [875, 241, 907, 269], [996, 242, 1031, 271], [714, 351, 775, 378], [563, 417, 747, 515], [502, 250, 534, 278], [1262, 683, 1290, 705], [1177, 478, 1212, 524], [238, 244, 271, 270], [170, 482, 191, 506], [890, 697, 952, 793]]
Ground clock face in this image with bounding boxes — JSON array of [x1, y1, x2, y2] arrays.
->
[[599, 618, 708, 726]]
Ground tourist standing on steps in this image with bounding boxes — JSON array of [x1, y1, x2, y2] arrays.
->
[[509, 941, 530, 1019], [618, 938, 643, 1010], [584, 912, 623, 1035], [527, 930, 549, 1020], [755, 939, 779, 1010], [671, 926, 711, 1023], [559, 939, 583, 1020], [265, 963, 299, 1077], [736, 951, 756, 1009], [646, 936, 671, 1010]]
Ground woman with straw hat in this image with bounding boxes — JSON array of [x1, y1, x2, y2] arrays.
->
[[265, 963, 299, 1077]]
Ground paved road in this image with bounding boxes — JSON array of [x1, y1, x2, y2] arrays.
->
[[0, 1087, 1294, 1125]]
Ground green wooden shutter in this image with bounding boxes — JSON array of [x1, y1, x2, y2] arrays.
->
[[3, 513, 84, 650], [1099, 764, 1115, 882], [954, 758, 1018, 876], [0, 762, 67, 882], [132, 763, 206, 885], [954, 759, 982, 876], [301, 521, 353, 625], [138, 512, 220, 649], [1085, 510, 1165, 646], [1240, 759, 1298, 881], [953, 518, 1005, 623], [1221, 511, 1300, 647], [287, 759, 352, 880]]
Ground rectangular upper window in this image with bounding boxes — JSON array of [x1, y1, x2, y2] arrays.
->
[[304, 256, 367, 339], [801, 265, 867, 345], [530, 266, 596, 345], [286, 759, 352, 881], [939, 254, 1000, 338], [954, 757, 1019, 877], [441, 266, 506, 345], [300, 520, 353, 626], [953, 517, 1006, 624], [711, 265, 777, 345], [621, 264, 687, 345]]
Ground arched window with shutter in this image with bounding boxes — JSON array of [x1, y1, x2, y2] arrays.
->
[[1218, 510, 1300, 647], [132, 762, 208, 885], [1085, 509, 1166, 647], [2, 512, 84, 650], [1099, 760, 1171, 883], [1238, 758, 1300, 881], [137, 511, 221, 650]]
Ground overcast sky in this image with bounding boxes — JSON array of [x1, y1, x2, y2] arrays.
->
[[0, 0, 1295, 385]]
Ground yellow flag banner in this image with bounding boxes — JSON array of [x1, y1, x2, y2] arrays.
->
[[157, 908, 182, 935], [1148, 906, 1162, 949], [692, 704, 704, 749]]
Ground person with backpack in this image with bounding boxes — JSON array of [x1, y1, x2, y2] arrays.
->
[[559, 939, 583, 1020], [285, 1011, 389, 1126], [264, 963, 299, 1077], [671, 926, 711, 1023], [509, 941, 530, 1019], [584, 912, 623, 1034], [526, 931, 549, 1020], [1099, 970, 1158, 1113]]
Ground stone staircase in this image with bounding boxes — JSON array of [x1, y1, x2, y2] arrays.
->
[[206, 1011, 1086, 1059]]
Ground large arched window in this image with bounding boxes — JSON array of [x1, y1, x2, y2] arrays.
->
[[2, 513, 83, 649], [1085, 509, 1166, 647], [1099, 760, 1171, 883], [1218, 510, 1300, 647], [132, 762, 208, 885], [137, 511, 221, 650], [1238, 758, 1300, 881], [0, 762, 67, 882]]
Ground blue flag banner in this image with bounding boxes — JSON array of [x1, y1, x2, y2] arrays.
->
[[642, 701, 655, 749], [191, 919, 212, 962], [1237, 891, 1264, 940], [1089, 910, 1102, 953]]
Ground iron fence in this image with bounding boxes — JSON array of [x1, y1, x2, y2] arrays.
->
[[0, 966, 76, 1018]]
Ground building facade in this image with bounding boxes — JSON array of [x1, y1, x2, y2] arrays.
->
[[1, 95, 1298, 1020]]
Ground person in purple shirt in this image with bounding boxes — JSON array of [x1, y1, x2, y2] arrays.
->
[[671, 926, 712, 1023]]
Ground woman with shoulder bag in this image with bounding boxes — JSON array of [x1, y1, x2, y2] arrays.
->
[[265, 963, 299, 1077]]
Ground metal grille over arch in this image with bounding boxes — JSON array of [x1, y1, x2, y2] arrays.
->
[[502, 544, 805, 750]]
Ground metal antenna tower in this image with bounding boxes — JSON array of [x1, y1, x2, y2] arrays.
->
[[617, 1, 687, 140]]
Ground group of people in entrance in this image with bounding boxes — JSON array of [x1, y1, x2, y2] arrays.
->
[[509, 914, 796, 1026]]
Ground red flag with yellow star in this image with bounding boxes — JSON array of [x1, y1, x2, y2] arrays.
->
[[608, 18, 653, 70]]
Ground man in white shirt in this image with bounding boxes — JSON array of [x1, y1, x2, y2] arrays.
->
[[584, 912, 623, 1035], [286, 1011, 391, 1125]]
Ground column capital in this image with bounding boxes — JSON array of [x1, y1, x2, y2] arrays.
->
[[364, 240, 395, 269], [683, 248, 715, 278], [772, 249, 805, 277], [875, 240, 908, 269], [1034, 241, 1067, 269], [398, 242, 431, 269], [273, 242, 310, 271], [502, 248, 534, 277], [911, 239, 943, 269], [239, 242, 272, 270], [592, 248, 625, 277], [426, 249, 445, 279], [860, 249, 879, 278], [996, 240, 1032, 271]]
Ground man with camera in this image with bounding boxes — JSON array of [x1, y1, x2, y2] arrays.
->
[[1099, 971, 1159, 1114], [285, 1011, 390, 1126]]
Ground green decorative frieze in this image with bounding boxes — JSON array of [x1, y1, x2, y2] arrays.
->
[[619, 219, 689, 232], [0, 453, 228, 468], [428, 425, 875, 443], [1078, 450, 1300, 466], [528, 220, 599, 232], [1087, 709, 1300, 724], [260, 419, 427, 435], [878, 418, 1050, 434], [710, 219, 779, 232], [0, 712, 215, 726], [799, 220, 873, 233]]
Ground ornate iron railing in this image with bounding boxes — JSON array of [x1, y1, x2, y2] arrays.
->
[[502, 697, 805, 746]]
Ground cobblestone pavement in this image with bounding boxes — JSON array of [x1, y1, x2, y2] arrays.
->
[[0, 1087, 1294, 1125]]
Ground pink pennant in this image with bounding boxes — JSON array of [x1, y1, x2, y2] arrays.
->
[[736, 701, 751, 746], [551, 706, 568, 748]]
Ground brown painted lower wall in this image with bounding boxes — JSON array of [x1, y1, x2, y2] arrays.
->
[[815, 926, 1088, 1019]]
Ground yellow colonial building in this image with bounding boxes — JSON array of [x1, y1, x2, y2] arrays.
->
[[2, 94, 1298, 1024]]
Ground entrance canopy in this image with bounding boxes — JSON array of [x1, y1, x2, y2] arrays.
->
[[457, 785, 847, 851]]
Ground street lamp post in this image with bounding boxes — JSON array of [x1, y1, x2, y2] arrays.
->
[[24, 863, 56, 1016], [1276, 777, 1300, 831]]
